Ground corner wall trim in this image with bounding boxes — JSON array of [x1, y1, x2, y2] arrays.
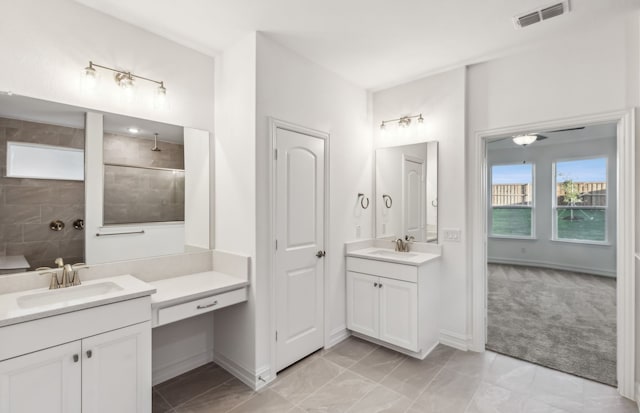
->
[[153, 348, 214, 386], [439, 329, 469, 351], [327, 327, 350, 349], [213, 350, 273, 391]]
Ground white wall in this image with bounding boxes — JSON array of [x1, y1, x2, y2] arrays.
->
[[185, 128, 211, 250], [213, 33, 258, 378], [487, 137, 617, 277], [255, 33, 372, 376], [1, 0, 217, 384], [466, 13, 639, 384], [372, 68, 467, 347], [0, 0, 215, 132]]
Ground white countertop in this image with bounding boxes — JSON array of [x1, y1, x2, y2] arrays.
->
[[346, 247, 440, 266], [0, 274, 156, 328], [150, 270, 249, 309]]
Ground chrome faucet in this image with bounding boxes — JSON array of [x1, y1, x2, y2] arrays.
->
[[38, 259, 88, 290], [394, 238, 406, 252]]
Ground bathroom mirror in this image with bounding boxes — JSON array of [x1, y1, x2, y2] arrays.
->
[[0, 94, 211, 274], [375, 141, 438, 243]]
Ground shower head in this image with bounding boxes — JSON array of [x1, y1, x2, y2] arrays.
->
[[151, 133, 161, 152]]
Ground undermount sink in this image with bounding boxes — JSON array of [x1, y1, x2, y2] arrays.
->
[[17, 281, 123, 309], [368, 249, 419, 258]]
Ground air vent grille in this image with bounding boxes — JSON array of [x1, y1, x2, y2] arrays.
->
[[541, 3, 565, 20], [518, 11, 542, 28], [513, 1, 570, 29]]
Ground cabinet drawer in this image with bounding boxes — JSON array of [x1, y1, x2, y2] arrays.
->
[[157, 287, 247, 326], [347, 257, 417, 283]]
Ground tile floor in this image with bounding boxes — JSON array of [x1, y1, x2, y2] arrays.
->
[[153, 337, 638, 413]]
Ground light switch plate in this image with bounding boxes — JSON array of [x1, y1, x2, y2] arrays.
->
[[443, 228, 462, 242]]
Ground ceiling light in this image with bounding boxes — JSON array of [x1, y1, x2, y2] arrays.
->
[[379, 113, 423, 130], [128, 127, 139, 134], [512, 134, 538, 146]]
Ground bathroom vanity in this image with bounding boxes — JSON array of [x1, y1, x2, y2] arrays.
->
[[346, 244, 441, 359], [0, 275, 156, 413]]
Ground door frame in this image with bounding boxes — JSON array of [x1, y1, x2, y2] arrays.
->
[[469, 109, 635, 399], [402, 154, 426, 241], [268, 117, 330, 377]]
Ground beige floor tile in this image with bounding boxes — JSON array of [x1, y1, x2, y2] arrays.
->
[[466, 382, 567, 413], [581, 380, 638, 413], [322, 337, 378, 368], [347, 384, 412, 413], [270, 357, 343, 405], [175, 378, 255, 413], [424, 344, 459, 365], [298, 370, 376, 413], [528, 366, 585, 413], [443, 350, 496, 378], [349, 346, 406, 382], [380, 357, 444, 399], [412, 367, 482, 413], [157, 362, 233, 407], [228, 389, 295, 413], [153, 389, 173, 413], [483, 353, 537, 393]]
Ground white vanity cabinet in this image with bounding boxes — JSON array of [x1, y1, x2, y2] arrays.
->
[[0, 322, 150, 413], [0, 291, 153, 413], [346, 253, 440, 358]]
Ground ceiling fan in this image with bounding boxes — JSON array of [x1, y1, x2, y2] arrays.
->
[[492, 126, 585, 146]]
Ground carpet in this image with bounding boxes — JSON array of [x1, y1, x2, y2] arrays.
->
[[486, 263, 617, 386]]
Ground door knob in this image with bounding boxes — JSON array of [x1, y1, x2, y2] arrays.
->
[[316, 250, 326, 258]]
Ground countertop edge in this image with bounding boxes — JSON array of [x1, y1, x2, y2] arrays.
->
[[346, 251, 441, 266]]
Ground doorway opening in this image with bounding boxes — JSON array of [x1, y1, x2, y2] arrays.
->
[[485, 123, 617, 385]]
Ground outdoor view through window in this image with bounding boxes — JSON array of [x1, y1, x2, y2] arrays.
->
[[491, 163, 534, 237]]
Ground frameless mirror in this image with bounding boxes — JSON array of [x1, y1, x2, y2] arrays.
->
[[0, 94, 211, 275], [375, 141, 438, 243]]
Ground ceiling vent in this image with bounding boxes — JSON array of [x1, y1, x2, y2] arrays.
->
[[513, 1, 570, 29]]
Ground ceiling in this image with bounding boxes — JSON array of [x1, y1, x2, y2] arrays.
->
[[75, 0, 639, 90], [0, 93, 184, 143], [487, 123, 617, 150]]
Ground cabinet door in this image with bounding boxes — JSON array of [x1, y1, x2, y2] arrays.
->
[[379, 277, 418, 352], [0, 341, 81, 413], [347, 271, 379, 338], [82, 321, 151, 413]]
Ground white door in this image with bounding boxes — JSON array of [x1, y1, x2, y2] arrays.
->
[[275, 126, 325, 371], [0, 341, 82, 413], [379, 277, 419, 352], [82, 322, 151, 413], [403, 157, 425, 241], [347, 271, 380, 338]]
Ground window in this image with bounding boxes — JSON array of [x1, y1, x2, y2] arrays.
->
[[553, 157, 607, 243], [490, 163, 534, 237]]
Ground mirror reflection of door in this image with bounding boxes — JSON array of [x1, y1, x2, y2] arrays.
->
[[403, 156, 425, 241]]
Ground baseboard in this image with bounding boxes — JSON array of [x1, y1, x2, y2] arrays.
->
[[327, 326, 350, 349], [351, 332, 437, 360], [635, 382, 640, 409], [153, 348, 214, 386], [213, 350, 274, 391], [488, 257, 616, 278], [439, 329, 470, 351]]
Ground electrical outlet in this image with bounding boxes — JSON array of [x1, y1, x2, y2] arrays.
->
[[443, 228, 461, 242]]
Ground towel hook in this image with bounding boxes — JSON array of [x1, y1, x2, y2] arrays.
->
[[357, 193, 370, 209], [382, 194, 393, 209]]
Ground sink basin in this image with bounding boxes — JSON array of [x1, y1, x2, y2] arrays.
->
[[17, 282, 123, 309], [368, 249, 419, 258]]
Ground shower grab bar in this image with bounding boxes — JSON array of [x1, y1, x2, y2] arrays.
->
[[96, 230, 145, 237]]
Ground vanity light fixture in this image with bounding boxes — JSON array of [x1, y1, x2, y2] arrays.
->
[[380, 113, 424, 130], [82, 61, 167, 98], [512, 134, 538, 146]]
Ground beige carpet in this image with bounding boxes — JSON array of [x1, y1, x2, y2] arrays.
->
[[486, 263, 617, 386]]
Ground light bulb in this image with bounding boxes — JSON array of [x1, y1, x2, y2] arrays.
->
[[82, 64, 97, 90], [155, 83, 167, 109]]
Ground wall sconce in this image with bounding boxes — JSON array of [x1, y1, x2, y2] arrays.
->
[[82, 61, 167, 103], [380, 113, 423, 130]]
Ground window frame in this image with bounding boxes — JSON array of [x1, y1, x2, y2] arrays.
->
[[489, 162, 536, 240], [551, 155, 609, 245]]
